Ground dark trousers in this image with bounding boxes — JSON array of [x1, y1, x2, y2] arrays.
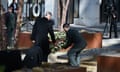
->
[[67, 44, 86, 66], [34, 37, 50, 62], [109, 18, 118, 38], [6, 28, 14, 47], [41, 40, 50, 62]]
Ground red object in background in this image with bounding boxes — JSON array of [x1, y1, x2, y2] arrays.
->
[[17, 32, 102, 49], [17, 32, 33, 49], [82, 32, 102, 49], [97, 55, 120, 72]]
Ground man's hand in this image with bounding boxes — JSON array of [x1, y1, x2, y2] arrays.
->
[[59, 48, 67, 52], [53, 42, 57, 46], [59, 44, 74, 52]]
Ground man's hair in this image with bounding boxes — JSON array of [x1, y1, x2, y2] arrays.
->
[[45, 11, 52, 16], [63, 23, 70, 28]]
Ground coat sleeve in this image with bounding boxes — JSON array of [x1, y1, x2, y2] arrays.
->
[[63, 32, 73, 49], [31, 18, 38, 40], [48, 20, 56, 43]]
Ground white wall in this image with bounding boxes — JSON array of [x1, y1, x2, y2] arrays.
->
[[74, 0, 100, 26], [45, 0, 100, 27], [2, 0, 100, 27]]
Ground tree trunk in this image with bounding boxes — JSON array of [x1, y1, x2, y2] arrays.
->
[[0, 5, 7, 50], [15, 0, 24, 39], [17, 0, 24, 23], [60, 0, 70, 31]]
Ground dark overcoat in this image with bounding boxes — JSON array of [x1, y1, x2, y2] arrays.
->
[[31, 17, 55, 61]]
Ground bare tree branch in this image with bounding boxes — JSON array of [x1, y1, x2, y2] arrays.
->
[[60, 0, 70, 31]]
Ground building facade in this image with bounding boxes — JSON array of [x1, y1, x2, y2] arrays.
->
[[1, 0, 100, 29]]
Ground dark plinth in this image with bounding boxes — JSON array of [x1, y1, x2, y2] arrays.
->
[[56, 67, 86, 72], [97, 54, 120, 72], [48, 63, 86, 72], [14, 63, 86, 72]]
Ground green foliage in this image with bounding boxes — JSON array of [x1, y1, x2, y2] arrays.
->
[[54, 31, 66, 40], [49, 31, 66, 53]]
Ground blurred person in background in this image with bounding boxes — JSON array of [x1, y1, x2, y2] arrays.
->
[[5, 7, 16, 49], [10, 0, 19, 40]]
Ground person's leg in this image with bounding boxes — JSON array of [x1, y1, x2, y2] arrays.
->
[[113, 21, 118, 38], [109, 23, 113, 38], [76, 55, 81, 66], [7, 29, 13, 48], [76, 50, 82, 66], [41, 40, 50, 62], [67, 49, 78, 66], [76, 51, 81, 66], [14, 13, 17, 39], [10, 30, 15, 48], [75, 44, 86, 66]]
